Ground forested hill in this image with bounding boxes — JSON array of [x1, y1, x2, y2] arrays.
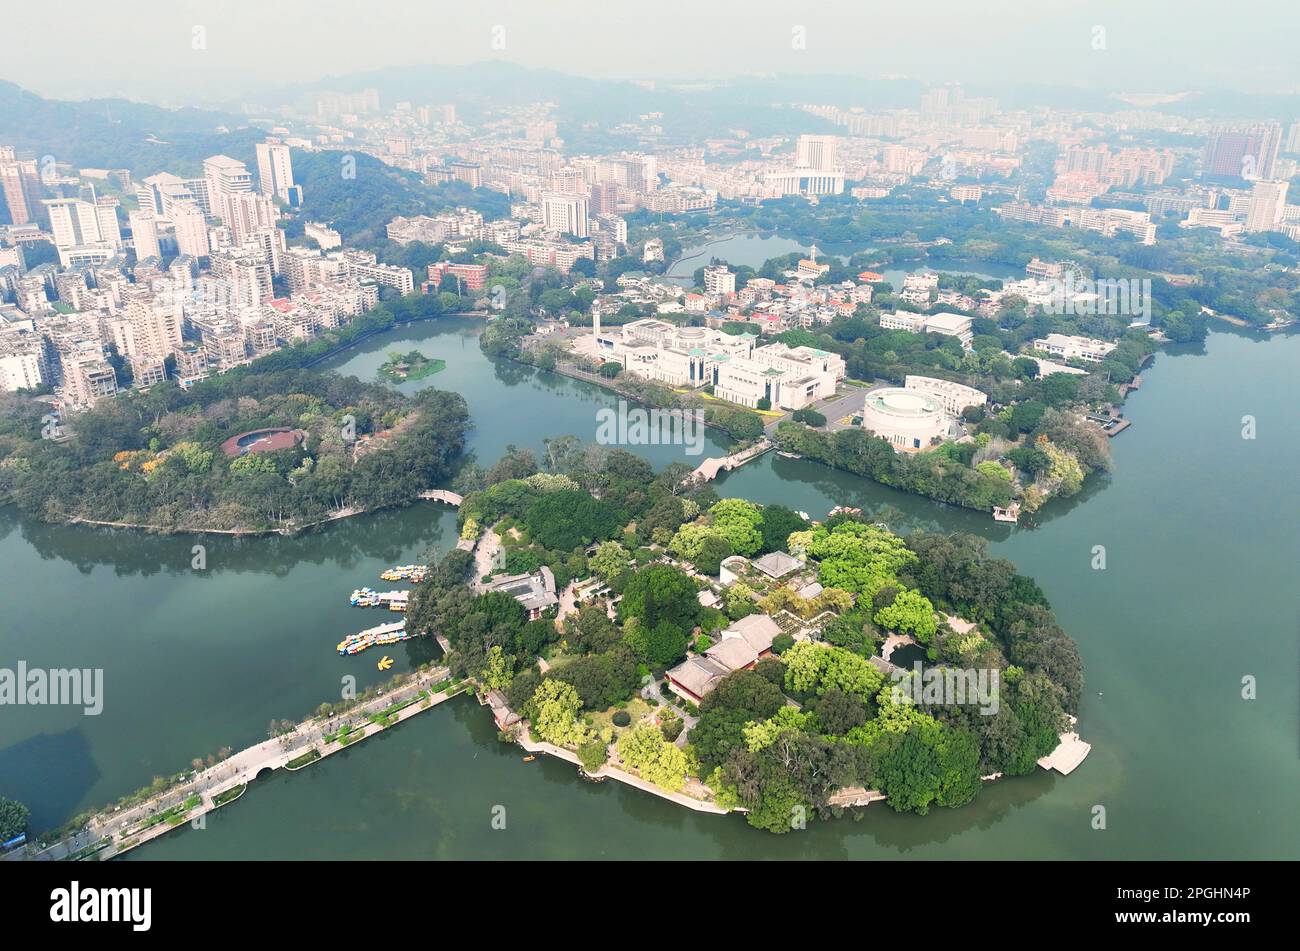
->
[[0, 80, 260, 177], [292, 150, 511, 247]]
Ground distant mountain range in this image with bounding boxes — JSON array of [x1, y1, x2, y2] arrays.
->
[[3, 62, 1299, 181], [0, 80, 258, 177]]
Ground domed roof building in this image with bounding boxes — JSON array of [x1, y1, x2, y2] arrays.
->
[[860, 387, 955, 451]]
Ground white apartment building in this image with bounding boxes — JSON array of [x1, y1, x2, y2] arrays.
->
[[128, 210, 162, 261], [209, 246, 274, 308], [170, 202, 211, 258], [304, 221, 342, 250], [879, 311, 973, 349], [1244, 180, 1289, 233], [541, 191, 590, 238], [204, 155, 253, 213], [136, 173, 198, 217], [1032, 333, 1117, 363], [340, 250, 414, 295], [703, 264, 736, 296], [0, 334, 47, 391], [44, 195, 122, 266], [255, 141, 295, 203], [283, 247, 350, 292], [223, 191, 279, 247], [122, 296, 184, 362]]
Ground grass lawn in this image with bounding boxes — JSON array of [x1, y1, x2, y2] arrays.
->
[[588, 696, 657, 734]]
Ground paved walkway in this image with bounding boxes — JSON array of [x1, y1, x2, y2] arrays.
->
[[18, 666, 453, 862]]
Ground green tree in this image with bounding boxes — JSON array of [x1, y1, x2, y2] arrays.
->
[[530, 679, 587, 748], [618, 563, 701, 633], [707, 498, 764, 556], [616, 724, 690, 791], [873, 588, 938, 642], [480, 645, 515, 691], [589, 540, 630, 581], [0, 796, 28, 840], [759, 504, 807, 554]]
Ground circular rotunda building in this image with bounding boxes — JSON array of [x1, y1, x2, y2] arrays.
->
[[860, 387, 952, 451]]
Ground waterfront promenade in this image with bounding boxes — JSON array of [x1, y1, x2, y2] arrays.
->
[[12, 665, 458, 862]]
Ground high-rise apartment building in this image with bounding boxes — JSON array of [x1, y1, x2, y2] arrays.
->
[[703, 265, 736, 296], [541, 192, 589, 238], [0, 148, 42, 226], [1244, 179, 1289, 233], [1203, 124, 1281, 180], [255, 141, 295, 203], [169, 202, 210, 258], [128, 210, 162, 261], [44, 193, 122, 261], [796, 135, 839, 173], [203, 154, 254, 227], [223, 191, 279, 246]]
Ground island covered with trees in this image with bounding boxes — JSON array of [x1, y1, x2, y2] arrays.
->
[[405, 443, 1084, 833], [0, 364, 469, 533], [378, 349, 447, 383]]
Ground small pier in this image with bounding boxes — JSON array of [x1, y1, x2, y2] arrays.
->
[[1037, 717, 1092, 775], [1085, 412, 1131, 437]]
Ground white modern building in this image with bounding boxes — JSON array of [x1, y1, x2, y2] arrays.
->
[[861, 387, 955, 451], [304, 221, 342, 250], [586, 318, 840, 410], [879, 310, 973, 349], [703, 264, 736, 296], [255, 140, 296, 204], [1032, 333, 1117, 363], [1244, 179, 1289, 234], [128, 210, 162, 261], [541, 191, 589, 238]]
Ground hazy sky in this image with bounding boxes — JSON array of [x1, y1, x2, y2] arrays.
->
[[5, 0, 1297, 105]]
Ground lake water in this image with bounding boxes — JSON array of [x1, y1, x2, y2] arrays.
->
[[664, 231, 1023, 291], [2, 320, 1297, 859]]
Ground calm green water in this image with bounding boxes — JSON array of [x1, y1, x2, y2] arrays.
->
[[2, 321, 1297, 858], [664, 231, 1023, 290], [665, 233, 810, 283]]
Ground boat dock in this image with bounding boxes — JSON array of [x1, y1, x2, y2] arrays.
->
[[349, 587, 410, 610], [380, 565, 428, 583], [337, 620, 410, 655], [1086, 412, 1131, 437]]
